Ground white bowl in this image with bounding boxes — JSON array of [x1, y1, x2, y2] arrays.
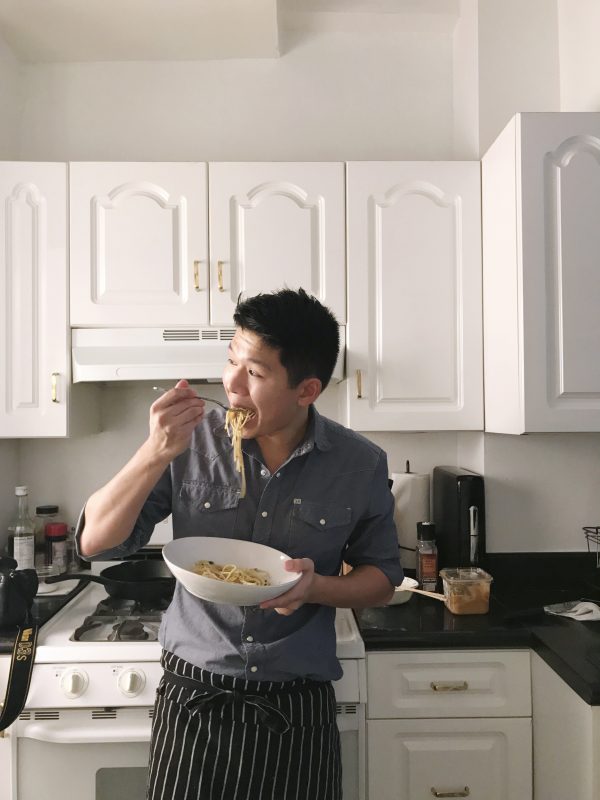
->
[[387, 576, 419, 605], [162, 536, 302, 606]]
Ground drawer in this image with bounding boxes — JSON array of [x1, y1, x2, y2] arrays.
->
[[367, 717, 532, 800], [367, 650, 531, 718]]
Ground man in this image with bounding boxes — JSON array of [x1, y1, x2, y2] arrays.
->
[[78, 288, 403, 800]]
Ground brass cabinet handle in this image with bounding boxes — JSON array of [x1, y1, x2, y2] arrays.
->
[[51, 372, 59, 403], [356, 369, 362, 398], [217, 260, 226, 292], [430, 681, 469, 692], [193, 260, 204, 292], [431, 788, 470, 798]]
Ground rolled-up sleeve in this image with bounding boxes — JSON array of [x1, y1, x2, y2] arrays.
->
[[76, 468, 173, 561], [343, 453, 404, 587]]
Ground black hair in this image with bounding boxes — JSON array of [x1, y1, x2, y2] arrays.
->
[[233, 288, 340, 390]]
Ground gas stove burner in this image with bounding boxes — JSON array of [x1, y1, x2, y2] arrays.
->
[[94, 598, 137, 616], [109, 619, 149, 642], [71, 615, 161, 642], [94, 595, 171, 617]]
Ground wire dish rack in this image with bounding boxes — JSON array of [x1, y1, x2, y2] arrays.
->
[[583, 527, 600, 567]]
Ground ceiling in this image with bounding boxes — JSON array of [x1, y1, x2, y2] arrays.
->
[[0, 0, 461, 62]]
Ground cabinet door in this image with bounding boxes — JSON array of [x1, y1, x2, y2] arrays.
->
[[208, 163, 346, 325], [343, 162, 483, 431], [483, 112, 600, 433], [531, 652, 595, 800], [367, 717, 532, 800], [0, 163, 68, 437], [70, 163, 208, 326]]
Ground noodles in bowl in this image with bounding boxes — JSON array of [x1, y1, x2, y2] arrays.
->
[[163, 537, 302, 606], [191, 560, 271, 587]]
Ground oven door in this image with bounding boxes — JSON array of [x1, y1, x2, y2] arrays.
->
[[15, 708, 151, 800], [15, 702, 365, 800]]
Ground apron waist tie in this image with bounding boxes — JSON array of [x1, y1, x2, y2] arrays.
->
[[162, 669, 291, 735]]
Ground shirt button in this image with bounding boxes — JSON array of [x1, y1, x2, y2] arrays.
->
[[320, 518, 326, 525], [260, 469, 267, 477], [250, 666, 258, 673], [261, 511, 268, 518], [204, 502, 211, 509], [246, 635, 254, 643], [276, 472, 281, 478]]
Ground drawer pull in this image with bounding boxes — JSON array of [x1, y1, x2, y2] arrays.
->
[[430, 681, 469, 692], [431, 787, 470, 798]]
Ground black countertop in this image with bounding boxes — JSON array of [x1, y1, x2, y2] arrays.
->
[[355, 553, 600, 706], [4, 554, 600, 708]]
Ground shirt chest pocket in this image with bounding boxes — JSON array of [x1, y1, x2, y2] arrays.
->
[[288, 499, 353, 560], [179, 481, 240, 537]]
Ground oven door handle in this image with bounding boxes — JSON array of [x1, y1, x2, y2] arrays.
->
[[18, 717, 152, 744]]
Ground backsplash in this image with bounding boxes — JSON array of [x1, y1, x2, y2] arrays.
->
[[2, 383, 600, 558]]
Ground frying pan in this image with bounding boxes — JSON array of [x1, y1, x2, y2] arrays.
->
[[46, 560, 175, 602]]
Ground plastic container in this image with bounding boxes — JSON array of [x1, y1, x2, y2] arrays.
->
[[439, 567, 493, 615], [36, 563, 60, 594]]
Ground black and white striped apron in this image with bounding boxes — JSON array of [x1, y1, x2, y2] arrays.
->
[[147, 650, 342, 800]]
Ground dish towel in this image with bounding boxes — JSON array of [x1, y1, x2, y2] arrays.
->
[[544, 601, 600, 621]]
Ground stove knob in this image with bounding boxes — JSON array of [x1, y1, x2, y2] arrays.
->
[[117, 668, 146, 697], [60, 669, 89, 699]]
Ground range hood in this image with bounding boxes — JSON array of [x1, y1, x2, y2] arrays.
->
[[72, 326, 346, 383]]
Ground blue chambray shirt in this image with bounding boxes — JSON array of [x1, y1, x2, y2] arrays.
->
[[77, 406, 403, 682]]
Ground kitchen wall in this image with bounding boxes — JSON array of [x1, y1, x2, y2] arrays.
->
[[16, 27, 460, 161], [4, 3, 600, 556], [557, 0, 600, 112], [0, 29, 20, 158], [477, 0, 560, 153]]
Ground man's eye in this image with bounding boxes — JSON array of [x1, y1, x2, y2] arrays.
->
[[248, 369, 262, 378], [228, 358, 237, 366]]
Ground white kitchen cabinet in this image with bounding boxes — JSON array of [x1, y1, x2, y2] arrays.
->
[[531, 651, 600, 800], [70, 161, 345, 329], [0, 163, 70, 437], [342, 162, 483, 431], [482, 112, 600, 433], [208, 162, 346, 325], [70, 162, 209, 327], [366, 650, 532, 800]]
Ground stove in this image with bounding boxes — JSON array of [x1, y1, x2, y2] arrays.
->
[[13, 563, 367, 800], [26, 564, 365, 707]]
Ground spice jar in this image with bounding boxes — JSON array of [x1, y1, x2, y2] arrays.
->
[[45, 522, 69, 573], [34, 504, 60, 562], [416, 521, 438, 592]]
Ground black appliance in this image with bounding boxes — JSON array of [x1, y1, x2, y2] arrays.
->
[[432, 466, 485, 570]]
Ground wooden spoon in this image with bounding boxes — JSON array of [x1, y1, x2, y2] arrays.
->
[[399, 585, 446, 602]]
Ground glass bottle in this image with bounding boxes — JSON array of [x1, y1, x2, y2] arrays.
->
[[416, 521, 438, 592], [12, 486, 36, 571]]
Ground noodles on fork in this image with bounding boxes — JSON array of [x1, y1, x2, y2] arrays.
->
[[224, 407, 255, 497]]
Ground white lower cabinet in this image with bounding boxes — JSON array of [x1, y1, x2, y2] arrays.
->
[[531, 651, 600, 800], [366, 650, 532, 800]]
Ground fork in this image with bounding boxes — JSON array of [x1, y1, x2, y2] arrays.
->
[[152, 386, 229, 410]]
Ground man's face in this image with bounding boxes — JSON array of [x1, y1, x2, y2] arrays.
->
[[222, 328, 307, 439]]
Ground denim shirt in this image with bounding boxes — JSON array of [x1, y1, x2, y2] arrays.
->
[[78, 406, 403, 682]]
